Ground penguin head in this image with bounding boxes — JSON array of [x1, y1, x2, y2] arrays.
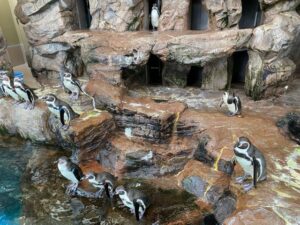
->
[[115, 186, 127, 196], [152, 3, 158, 10], [41, 94, 57, 104], [58, 156, 69, 166], [84, 172, 96, 182], [234, 136, 251, 150], [14, 77, 23, 86], [63, 72, 72, 80], [223, 91, 229, 101], [0, 73, 10, 82]]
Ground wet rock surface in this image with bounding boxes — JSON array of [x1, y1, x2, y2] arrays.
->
[[277, 112, 300, 144]]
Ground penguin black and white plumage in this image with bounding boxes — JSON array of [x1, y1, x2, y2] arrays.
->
[[41, 94, 79, 130], [57, 156, 84, 194], [150, 3, 160, 31], [84, 171, 117, 199], [14, 77, 37, 110], [220, 91, 242, 116], [115, 186, 150, 221], [62, 72, 83, 100], [0, 72, 22, 102], [233, 137, 267, 192]]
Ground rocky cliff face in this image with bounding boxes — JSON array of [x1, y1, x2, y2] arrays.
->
[[15, 0, 300, 99]]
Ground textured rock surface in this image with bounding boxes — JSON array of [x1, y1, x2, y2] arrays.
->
[[89, 0, 144, 31], [277, 112, 300, 144], [158, 0, 190, 31], [0, 30, 12, 96]]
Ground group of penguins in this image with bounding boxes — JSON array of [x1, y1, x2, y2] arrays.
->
[[0, 67, 267, 221]]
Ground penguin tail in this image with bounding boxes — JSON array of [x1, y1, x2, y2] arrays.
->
[[133, 201, 140, 221]]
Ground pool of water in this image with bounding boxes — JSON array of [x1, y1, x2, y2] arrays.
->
[[0, 137, 33, 225]]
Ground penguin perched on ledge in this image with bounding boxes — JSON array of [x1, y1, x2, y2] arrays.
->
[[0, 72, 21, 103], [232, 137, 267, 192], [41, 94, 79, 130], [220, 91, 242, 116], [115, 186, 150, 221], [83, 171, 117, 199], [14, 77, 37, 110], [150, 3, 160, 31], [62, 72, 83, 100], [57, 156, 84, 194]]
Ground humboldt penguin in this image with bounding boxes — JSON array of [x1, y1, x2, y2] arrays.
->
[[150, 3, 160, 31], [41, 94, 79, 130], [62, 72, 83, 100], [232, 137, 267, 192], [14, 77, 37, 110], [84, 171, 117, 199], [220, 91, 242, 116], [57, 156, 84, 194], [115, 186, 150, 221], [0, 72, 22, 102]]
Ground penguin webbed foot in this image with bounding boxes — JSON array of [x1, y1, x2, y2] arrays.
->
[[235, 174, 249, 184], [227, 112, 235, 117], [66, 183, 78, 195], [243, 183, 254, 192]]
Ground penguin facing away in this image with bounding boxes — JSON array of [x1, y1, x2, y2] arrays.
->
[[41, 94, 79, 130], [151, 3, 160, 31], [57, 156, 84, 194], [62, 72, 83, 100], [0, 72, 22, 102], [14, 77, 37, 110], [220, 91, 242, 116], [84, 171, 117, 199], [115, 186, 150, 221], [233, 137, 267, 192]]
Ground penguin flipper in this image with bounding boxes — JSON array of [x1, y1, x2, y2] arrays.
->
[[252, 156, 257, 188], [26, 89, 35, 105], [227, 97, 234, 104], [133, 200, 140, 221], [71, 164, 84, 181], [59, 107, 66, 126]]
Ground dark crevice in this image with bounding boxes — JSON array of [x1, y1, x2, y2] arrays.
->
[[230, 50, 249, 85], [146, 54, 164, 85], [74, 0, 92, 29], [239, 0, 262, 29], [187, 66, 203, 87], [190, 0, 209, 30]]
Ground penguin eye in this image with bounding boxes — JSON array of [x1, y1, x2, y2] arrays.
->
[[118, 190, 125, 195], [239, 143, 248, 149]]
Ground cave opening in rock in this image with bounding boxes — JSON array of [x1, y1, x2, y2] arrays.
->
[[187, 66, 203, 87], [238, 0, 262, 29], [202, 214, 219, 225], [230, 50, 249, 85], [146, 54, 164, 85], [75, 0, 92, 29], [144, 0, 161, 30], [190, 0, 209, 30]]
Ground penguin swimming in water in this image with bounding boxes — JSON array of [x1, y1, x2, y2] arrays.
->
[[84, 171, 117, 199], [232, 137, 267, 192], [62, 72, 83, 100], [0, 72, 22, 103], [220, 91, 242, 116], [57, 156, 84, 194], [41, 94, 79, 130], [115, 186, 150, 221], [14, 77, 37, 110], [150, 3, 160, 31]]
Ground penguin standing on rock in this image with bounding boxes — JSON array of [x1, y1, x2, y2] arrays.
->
[[150, 3, 160, 31], [115, 186, 150, 221], [57, 156, 84, 194], [41, 94, 79, 130], [232, 137, 267, 192], [84, 171, 117, 199], [62, 72, 83, 100], [0, 72, 21, 103], [14, 77, 37, 110], [220, 91, 242, 116]]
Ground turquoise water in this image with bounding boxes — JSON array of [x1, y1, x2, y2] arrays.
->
[[0, 138, 32, 225]]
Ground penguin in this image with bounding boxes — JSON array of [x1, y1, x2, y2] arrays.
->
[[0, 72, 22, 103], [220, 91, 242, 116], [232, 137, 267, 192], [41, 94, 79, 130], [115, 186, 150, 221], [62, 72, 83, 100], [14, 77, 37, 110], [150, 3, 160, 31], [57, 156, 84, 194], [84, 171, 117, 199]]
